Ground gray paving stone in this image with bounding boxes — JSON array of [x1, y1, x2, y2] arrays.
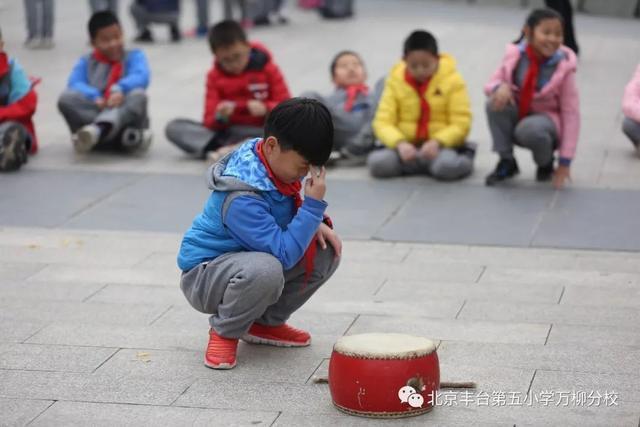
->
[[375, 186, 553, 246], [0, 171, 138, 228], [333, 259, 484, 283], [458, 300, 640, 329], [0, 244, 151, 268], [561, 284, 640, 307], [480, 266, 640, 287], [0, 344, 116, 373], [301, 297, 464, 319], [0, 370, 193, 406], [0, 319, 45, 344], [31, 401, 278, 427], [1, 300, 169, 327], [0, 262, 46, 282], [376, 279, 563, 304], [26, 264, 181, 287], [0, 281, 106, 303], [547, 324, 640, 347], [175, 378, 334, 414], [438, 341, 640, 375], [0, 398, 53, 427], [340, 241, 411, 263], [533, 189, 640, 251], [86, 284, 183, 306], [532, 370, 640, 403], [347, 315, 550, 345]]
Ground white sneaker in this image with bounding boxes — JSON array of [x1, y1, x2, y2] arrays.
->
[[140, 129, 153, 152], [74, 125, 100, 153]]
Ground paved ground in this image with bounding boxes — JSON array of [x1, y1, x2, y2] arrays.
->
[[1, 0, 639, 425]]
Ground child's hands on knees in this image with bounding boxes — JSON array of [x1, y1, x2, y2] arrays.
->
[[316, 222, 342, 258], [107, 92, 124, 108], [553, 165, 571, 189], [216, 101, 235, 118], [397, 141, 418, 162], [420, 139, 440, 160], [490, 83, 514, 111], [304, 165, 326, 201], [248, 100, 267, 117]]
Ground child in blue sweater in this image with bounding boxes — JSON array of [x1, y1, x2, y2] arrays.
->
[[57, 11, 151, 153], [178, 98, 341, 369]]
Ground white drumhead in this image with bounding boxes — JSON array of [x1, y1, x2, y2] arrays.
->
[[334, 333, 437, 359]]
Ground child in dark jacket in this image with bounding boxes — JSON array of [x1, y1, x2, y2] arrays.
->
[[57, 11, 152, 154], [177, 98, 340, 370], [165, 20, 290, 161], [0, 28, 38, 171]]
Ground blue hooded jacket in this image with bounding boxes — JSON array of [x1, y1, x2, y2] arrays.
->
[[177, 138, 327, 272]]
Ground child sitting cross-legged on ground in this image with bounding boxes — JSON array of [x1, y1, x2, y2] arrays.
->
[[177, 98, 341, 370]]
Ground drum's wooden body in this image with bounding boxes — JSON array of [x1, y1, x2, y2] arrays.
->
[[328, 333, 439, 418]]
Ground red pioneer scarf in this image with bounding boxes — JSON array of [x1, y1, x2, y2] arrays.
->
[[343, 83, 369, 112], [518, 44, 543, 119], [256, 139, 317, 282], [93, 49, 123, 99], [404, 69, 431, 142]]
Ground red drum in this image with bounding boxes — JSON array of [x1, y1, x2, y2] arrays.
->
[[328, 333, 439, 418]]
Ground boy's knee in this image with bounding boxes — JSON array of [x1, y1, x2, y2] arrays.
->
[[430, 150, 471, 181], [514, 118, 550, 146], [57, 90, 82, 112], [622, 117, 640, 144], [248, 253, 285, 297], [367, 149, 400, 178], [314, 245, 341, 282]]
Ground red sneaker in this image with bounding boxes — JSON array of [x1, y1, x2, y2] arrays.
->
[[204, 329, 238, 369], [242, 323, 311, 347]]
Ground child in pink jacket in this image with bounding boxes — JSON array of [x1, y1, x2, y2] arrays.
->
[[484, 8, 580, 189], [622, 65, 640, 155]]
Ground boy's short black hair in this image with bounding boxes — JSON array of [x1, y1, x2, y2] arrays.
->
[[330, 50, 363, 77], [264, 98, 334, 166], [88, 11, 120, 40], [208, 20, 247, 52], [403, 30, 438, 56]]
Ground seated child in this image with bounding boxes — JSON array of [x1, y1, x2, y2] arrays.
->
[[165, 20, 291, 162], [0, 27, 38, 172], [130, 0, 181, 42], [303, 50, 382, 166], [177, 98, 340, 369], [484, 8, 580, 189], [57, 11, 152, 154], [622, 64, 640, 156], [368, 30, 475, 181]]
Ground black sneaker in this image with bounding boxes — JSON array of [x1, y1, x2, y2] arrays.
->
[[170, 24, 181, 42], [134, 29, 153, 43], [485, 158, 519, 186], [0, 125, 28, 172], [536, 161, 554, 182]]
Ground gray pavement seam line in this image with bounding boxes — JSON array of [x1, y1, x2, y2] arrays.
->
[[474, 266, 487, 283], [557, 286, 566, 304], [342, 314, 360, 336], [21, 263, 49, 282], [168, 380, 199, 407], [25, 399, 56, 426], [148, 305, 174, 326], [526, 369, 538, 396], [371, 187, 420, 238], [544, 324, 553, 346], [304, 358, 330, 385], [81, 283, 110, 303], [372, 278, 388, 296], [400, 247, 412, 263], [55, 174, 147, 228], [528, 190, 560, 248], [269, 411, 283, 427], [454, 300, 467, 319], [89, 347, 121, 374], [21, 325, 48, 344]]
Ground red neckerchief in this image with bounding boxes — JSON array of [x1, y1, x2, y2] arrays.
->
[[518, 44, 543, 119], [404, 69, 431, 142], [343, 83, 369, 112], [93, 49, 123, 99], [256, 139, 317, 283], [0, 52, 9, 78]]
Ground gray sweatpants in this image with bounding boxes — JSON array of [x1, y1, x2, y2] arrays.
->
[[24, 0, 54, 39], [367, 146, 473, 181], [180, 244, 340, 339], [486, 101, 557, 166], [130, 2, 179, 30], [165, 118, 262, 158], [622, 116, 640, 148], [89, 0, 118, 14], [57, 89, 148, 144]]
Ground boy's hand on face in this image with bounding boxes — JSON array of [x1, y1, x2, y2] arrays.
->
[[397, 141, 418, 163], [247, 100, 267, 117], [217, 101, 235, 118], [304, 166, 326, 201], [106, 92, 124, 108], [491, 83, 515, 111], [95, 97, 107, 110], [316, 222, 342, 258], [420, 139, 440, 160], [553, 165, 571, 189]]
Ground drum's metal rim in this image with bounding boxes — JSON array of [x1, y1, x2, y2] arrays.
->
[[332, 402, 433, 419]]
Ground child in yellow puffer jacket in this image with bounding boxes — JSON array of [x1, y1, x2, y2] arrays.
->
[[368, 30, 476, 181]]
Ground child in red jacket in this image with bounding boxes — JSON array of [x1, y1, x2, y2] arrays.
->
[[0, 28, 38, 172], [165, 20, 291, 160]]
